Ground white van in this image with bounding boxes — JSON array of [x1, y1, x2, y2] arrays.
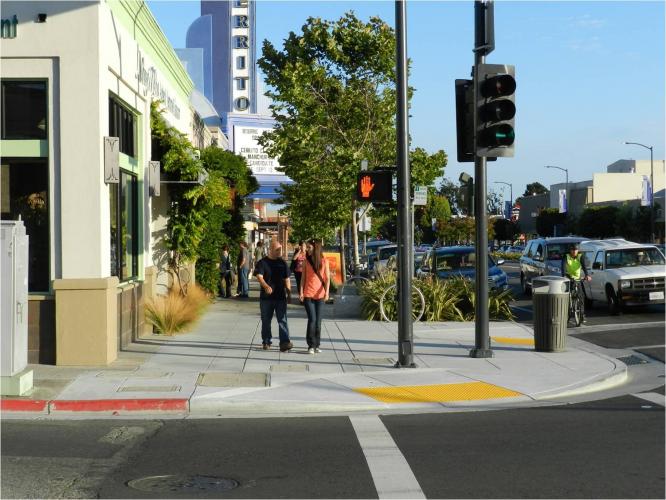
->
[[579, 239, 665, 314]]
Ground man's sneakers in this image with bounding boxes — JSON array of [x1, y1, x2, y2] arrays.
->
[[262, 343, 270, 350], [315, 347, 322, 353], [307, 347, 315, 355], [279, 341, 294, 352]]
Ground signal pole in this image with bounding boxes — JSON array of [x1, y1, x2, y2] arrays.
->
[[470, 0, 494, 358], [395, 0, 415, 368]]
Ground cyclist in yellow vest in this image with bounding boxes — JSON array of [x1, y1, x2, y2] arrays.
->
[[562, 243, 591, 322]]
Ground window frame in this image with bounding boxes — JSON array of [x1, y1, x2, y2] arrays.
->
[[110, 169, 138, 281], [1, 79, 48, 141], [109, 95, 136, 158]]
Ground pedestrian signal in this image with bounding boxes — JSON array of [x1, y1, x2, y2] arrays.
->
[[356, 171, 393, 203]]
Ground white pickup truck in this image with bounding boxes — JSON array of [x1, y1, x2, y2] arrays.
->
[[579, 239, 666, 314]]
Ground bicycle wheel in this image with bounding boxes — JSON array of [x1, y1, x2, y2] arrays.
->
[[570, 285, 583, 327], [379, 284, 426, 323]]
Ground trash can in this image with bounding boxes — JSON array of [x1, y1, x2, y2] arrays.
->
[[532, 276, 569, 352]]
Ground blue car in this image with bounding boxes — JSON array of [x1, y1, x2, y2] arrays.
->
[[418, 246, 509, 290]]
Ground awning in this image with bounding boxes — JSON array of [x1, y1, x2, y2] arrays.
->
[[247, 175, 293, 200]]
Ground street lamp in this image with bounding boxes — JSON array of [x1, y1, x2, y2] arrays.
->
[[624, 141, 655, 242], [494, 181, 512, 218], [545, 165, 568, 212]]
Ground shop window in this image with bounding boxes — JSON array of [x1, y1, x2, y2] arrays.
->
[[1, 81, 47, 140], [109, 97, 135, 157], [1, 159, 50, 292], [110, 171, 138, 280]]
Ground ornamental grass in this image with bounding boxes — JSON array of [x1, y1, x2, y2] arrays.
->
[[145, 284, 211, 335], [359, 272, 514, 322]]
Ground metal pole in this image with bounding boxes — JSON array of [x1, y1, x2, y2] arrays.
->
[[470, 1, 493, 359], [650, 146, 655, 242], [395, 0, 415, 368]]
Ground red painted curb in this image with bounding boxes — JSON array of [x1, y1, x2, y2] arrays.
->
[[1, 399, 49, 412], [50, 398, 189, 412]]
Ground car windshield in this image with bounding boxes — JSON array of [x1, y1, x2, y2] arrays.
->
[[545, 243, 573, 260], [379, 247, 398, 260], [435, 251, 495, 271], [605, 248, 665, 268]]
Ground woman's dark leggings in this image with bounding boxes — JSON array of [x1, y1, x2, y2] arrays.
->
[[303, 298, 323, 348]]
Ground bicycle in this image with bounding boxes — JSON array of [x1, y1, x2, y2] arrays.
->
[[568, 277, 585, 327], [379, 282, 426, 323]]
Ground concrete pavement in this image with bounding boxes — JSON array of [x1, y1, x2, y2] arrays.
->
[[1, 284, 629, 418]]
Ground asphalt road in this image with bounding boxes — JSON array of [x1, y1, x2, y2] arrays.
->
[[2, 394, 664, 499], [501, 261, 666, 327]]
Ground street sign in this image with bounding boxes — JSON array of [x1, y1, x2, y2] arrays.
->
[[413, 186, 428, 206]]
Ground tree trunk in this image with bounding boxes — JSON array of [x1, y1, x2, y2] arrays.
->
[[339, 226, 346, 283], [351, 203, 360, 276]]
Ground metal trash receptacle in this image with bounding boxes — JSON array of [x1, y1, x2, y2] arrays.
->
[[532, 276, 569, 352]]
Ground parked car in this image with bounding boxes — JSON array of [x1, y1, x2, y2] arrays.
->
[[579, 239, 665, 313], [507, 245, 525, 254], [385, 250, 427, 277], [519, 237, 586, 294], [372, 244, 398, 277], [419, 246, 508, 290]]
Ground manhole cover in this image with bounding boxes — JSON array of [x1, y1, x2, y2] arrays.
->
[[127, 474, 238, 493], [616, 355, 649, 366]]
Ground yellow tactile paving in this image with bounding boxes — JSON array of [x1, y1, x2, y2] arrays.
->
[[492, 336, 535, 346], [354, 381, 523, 403]]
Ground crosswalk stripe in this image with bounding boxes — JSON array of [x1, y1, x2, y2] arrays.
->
[[350, 415, 426, 499], [632, 392, 665, 407]]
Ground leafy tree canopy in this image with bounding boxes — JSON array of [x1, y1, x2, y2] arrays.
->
[[258, 12, 446, 239], [523, 182, 549, 197]]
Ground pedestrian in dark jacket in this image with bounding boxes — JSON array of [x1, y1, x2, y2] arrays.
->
[[220, 245, 233, 298]]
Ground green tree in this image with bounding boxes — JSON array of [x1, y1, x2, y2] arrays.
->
[[258, 12, 445, 264], [577, 206, 619, 239], [417, 191, 451, 243], [536, 208, 567, 237], [523, 182, 549, 197], [195, 147, 258, 294]]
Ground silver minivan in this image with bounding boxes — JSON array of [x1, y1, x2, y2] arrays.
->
[[519, 237, 586, 294]]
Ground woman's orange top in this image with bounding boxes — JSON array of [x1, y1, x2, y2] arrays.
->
[[301, 257, 330, 300]]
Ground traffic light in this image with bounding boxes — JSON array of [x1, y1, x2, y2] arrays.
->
[[356, 171, 393, 203], [458, 172, 474, 216], [455, 78, 496, 163], [476, 63, 516, 158]]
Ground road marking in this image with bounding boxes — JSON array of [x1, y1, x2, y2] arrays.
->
[[355, 382, 522, 403], [632, 392, 665, 407], [350, 415, 425, 499]]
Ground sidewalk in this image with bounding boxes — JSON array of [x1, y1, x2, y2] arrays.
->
[[1, 284, 628, 417]]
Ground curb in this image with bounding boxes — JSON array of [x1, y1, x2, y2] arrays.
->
[[1, 398, 189, 415]]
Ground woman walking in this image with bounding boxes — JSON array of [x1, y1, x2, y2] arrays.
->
[[290, 241, 306, 292], [299, 240, 330, 354]]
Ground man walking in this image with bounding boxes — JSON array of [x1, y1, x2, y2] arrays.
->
[[236, 241, 250, 298], [254, 241, 293, 352]]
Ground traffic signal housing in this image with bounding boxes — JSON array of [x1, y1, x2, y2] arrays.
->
[[356, 171, 393, 203], [458, 172, 474, 216], [476, 63, 515, 158], [455, 78, 496, 163]]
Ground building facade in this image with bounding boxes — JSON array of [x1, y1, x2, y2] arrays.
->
[[0, 0, 199, 365]]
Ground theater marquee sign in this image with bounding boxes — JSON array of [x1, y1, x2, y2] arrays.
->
[[231, 0, 251, 113], [234, 126, 281, 176]]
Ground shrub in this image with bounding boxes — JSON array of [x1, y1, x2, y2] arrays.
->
[[491, 251, 522, 261], [145, 284, 211, 335], [359, 273, 514, 322]]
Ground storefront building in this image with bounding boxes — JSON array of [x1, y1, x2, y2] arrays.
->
[[1, 1, 197, 365]]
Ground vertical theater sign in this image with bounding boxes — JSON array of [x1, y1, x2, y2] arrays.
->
[[232, 0, 251, 113]]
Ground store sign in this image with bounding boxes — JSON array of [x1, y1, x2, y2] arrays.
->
[[413, 186, 428, 206], [233, 126, 281, 175], [148, 161, 160, 197], [1, 15, 18, 39], [135, 50, 181, 119], [103, 137, 119, 184]]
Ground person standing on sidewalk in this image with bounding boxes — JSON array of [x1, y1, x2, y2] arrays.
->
[[220, 245, 233, 298], [236, 241, 250, 298], [255, 240, 293, 352], [299, 240, 330, 354], [251, 240, 265, 276], [290, 241, 306, 292]]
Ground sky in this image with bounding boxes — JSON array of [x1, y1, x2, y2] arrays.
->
[[147, 0, 666, 202]]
